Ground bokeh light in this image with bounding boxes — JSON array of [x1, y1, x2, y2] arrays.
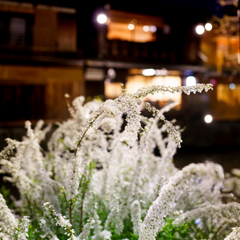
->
[[205, 23, 212, 31], [142, 68, 156, 76], [196, 25, 204, 35], [128, 23, 135, 30], [150, 25, 157, 33], [204, 114, 213, 123], [186, 76, 196, 86], [143, 25, 150, 32], [229, 83, 235, 89], [97, 13, 107, 24]]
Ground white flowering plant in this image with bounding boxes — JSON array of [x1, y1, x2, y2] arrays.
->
[[1, 83, 240, 240]]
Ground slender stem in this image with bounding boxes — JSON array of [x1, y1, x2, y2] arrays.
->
[[62, 188, 73, 224], [71, 173, 84, 213], [25, 195, 34, 222], [74, 113, 102, 157], [59, 113, 101, 228], [69, 206, 72, 225], [79, 190, 86, 233], [79, 163, 93, 234], [62, 189, 70, 208], [71, 111, 101, 231]]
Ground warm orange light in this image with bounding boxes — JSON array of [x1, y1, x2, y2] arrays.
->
[[217, 84, 240, 106], [107, 22, 156, 43], [126, 76, 182, 105], [143, 25, 149, 32], [128, 23, 135, 30], [104, 82, 123, 99]]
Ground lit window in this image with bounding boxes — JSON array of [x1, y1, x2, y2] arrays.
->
[[107, 22, 156, 43], [126, 75, 182, 106], [106, 10, 162, 43], [217, 84, 240, 106], [104, 82, 123, 99]]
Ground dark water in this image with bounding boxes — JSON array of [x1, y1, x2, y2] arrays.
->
[[174, 148, 240, 173]]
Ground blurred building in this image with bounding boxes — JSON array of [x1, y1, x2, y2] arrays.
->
[[199, 2, 240, 121], [0, 0, 239, 149], [0, 0, 214, 124], [0, 1, 83, 125]]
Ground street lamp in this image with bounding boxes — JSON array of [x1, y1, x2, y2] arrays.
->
[[196, 25, 205, 35], [204, 114, 213, 123], [205, 23, 212, 31], [96, 13, 108, 59], [97, 13, 107, 24], [186, 76, 196, 86]]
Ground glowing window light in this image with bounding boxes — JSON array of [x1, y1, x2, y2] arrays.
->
[[143, 25, 150, 32], [150, 25, 157, 33], [126, 75, 182, 105], [97, 13, 107, 24], [186, 76, 196, 86], [155, 69, 168, 76], [196, 25, 204, 35], [142, 68, 156, 76], [205, 23, 212, 31], [230, 83, 235, 89], [128, 23, 135, 30], [204, 114, 213, 123], [151, 76, 182, 103], [105, 82, 123, 99]]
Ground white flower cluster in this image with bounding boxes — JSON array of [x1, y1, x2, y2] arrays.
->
[[79, 219, 95, 240], [104, 198, 124, 236], [0, 121, 59, 211], [131, 200, 142, 236], [0, 193, 18, 238], [3, 82, 237, 240], [75, 84, 212, 149], [90, 203, 112, 240], [98, 230, 112, 240], [65, 155, 83, 201], [132, 83, 213, 98], [39, 219, 58, 239], [225, 227, 240, 240], [139, 162, 224, 240], [43, 202, 75, 240], [17, 216, 30, 240], [144, 102, 182, 147], [174, 202, 240, 239]]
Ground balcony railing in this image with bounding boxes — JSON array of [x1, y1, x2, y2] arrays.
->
[[104, 39, 200, 65], [0, 44, 82, 61]]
